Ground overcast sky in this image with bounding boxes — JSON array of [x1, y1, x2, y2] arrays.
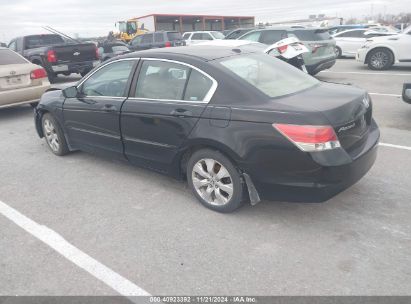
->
[[0, 0, 409, 42]]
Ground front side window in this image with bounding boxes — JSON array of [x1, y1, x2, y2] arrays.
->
[[239, 31, 262, 42], [135, 60, 214, 101], [8, 41, 17, 51], [192, 33, 204, 40], [81, 60, 135, 97], [219, 54, 318, 98], [183, 33, 191, 40], [141, 34, 153, 44], [154, 33, 164, 43], [131, 36, 143, 46]]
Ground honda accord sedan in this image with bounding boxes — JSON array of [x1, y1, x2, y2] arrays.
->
[[34, 45, 379, 213]]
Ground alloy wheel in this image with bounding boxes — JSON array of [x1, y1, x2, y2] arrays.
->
[[43, 119, 60, 152], [191, 158, 234, 206], [370, 51, 388, 69]]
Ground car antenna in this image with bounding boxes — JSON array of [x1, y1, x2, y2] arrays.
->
[[42, 26, 81, 44]]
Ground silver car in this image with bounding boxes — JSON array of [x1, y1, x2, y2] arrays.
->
[[0, 47, 50, 109]]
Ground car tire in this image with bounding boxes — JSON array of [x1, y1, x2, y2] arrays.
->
[[367, 48, 394, 70], [187, 149, 244, 213], [41, 113, 69, 156], [334, 46, 342, 58]]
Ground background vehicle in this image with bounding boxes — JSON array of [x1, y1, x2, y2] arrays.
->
[[356, 26, 411, 70], [403, 83, 411, 104], [238, 27, 336, 75], [183, 31, 225, 45], [224, 28, 255, 39], [114, 19, 148, 43], [0, 42, 6, 47], [98, 42, 130, 61], [129, 31, 185, 51], [0, 47, 50, 109], [333, 29, 396, 58], [35, 46, 379, 213], [328, 25, 370, 35], [8, 34, 100, 83]]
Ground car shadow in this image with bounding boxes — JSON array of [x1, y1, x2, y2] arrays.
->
[[0, 105, 33, 121]]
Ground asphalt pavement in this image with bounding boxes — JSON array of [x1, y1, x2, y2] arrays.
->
[[0, 59, 411, 296]]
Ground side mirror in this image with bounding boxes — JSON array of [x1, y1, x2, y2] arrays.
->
[[62, 86, 79, 98], [403, 83, 411, 104]]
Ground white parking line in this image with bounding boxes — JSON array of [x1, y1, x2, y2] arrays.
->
[[380, 143, 411, 151], [0, 200, 150, 297], [320, 71, 411, 76], [369, 93, 401, 97]]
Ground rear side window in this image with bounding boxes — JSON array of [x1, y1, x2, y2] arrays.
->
[[0, 49, 27, 65], [184, 70, 213, 101], [141, 34, 153, 44], [260, 30, 287, 44], [167, 32, 183, 41], [154, 33, 164, 43], [24, 35, 64, 49], [293, 30, 331, 41], [135, 60, 190, 100]]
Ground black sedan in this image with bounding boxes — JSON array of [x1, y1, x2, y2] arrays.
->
[[34, 45, 379, 213], [97, 41, 131, 62]]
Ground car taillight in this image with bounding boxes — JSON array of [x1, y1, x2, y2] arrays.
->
[[47, 50, 57, 62], [309, 43, 322, 54], [278, 44, 288, 54], [165, 41, 172, 47], [95, 46, 100, 59], [30, 68, 47, 80], [273, 124, 341, 152]]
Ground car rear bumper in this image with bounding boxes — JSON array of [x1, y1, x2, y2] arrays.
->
[[0, 82, 50, 108], [245, 121, 380, 203], [306, 57, 336, 75], [51, 60, 100, 74]]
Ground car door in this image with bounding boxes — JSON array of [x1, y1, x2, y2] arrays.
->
[[337, 30, 366, 55], [63, 59, 137, 158], [397, 31, 411, 61], [121, 58, 216, 173]]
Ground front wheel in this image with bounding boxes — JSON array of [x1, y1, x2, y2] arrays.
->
[[41, 113, 69, 156], [368, 48, 394, 70], [334, 46, 342, 58], [187, 149, 244, 213]]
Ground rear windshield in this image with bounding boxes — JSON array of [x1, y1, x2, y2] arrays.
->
[[25, 35, 65, 49], [292, 29, 331, 41], [219, 53, 318, 98], [0, 49, 27, 65], [167, 32, 183, 41]]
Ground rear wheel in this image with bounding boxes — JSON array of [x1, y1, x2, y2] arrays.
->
[[368, 48, 394, 70], [41, 113, 69, 156], [187, 149, 244, 213], [334, 46, 342, 58]]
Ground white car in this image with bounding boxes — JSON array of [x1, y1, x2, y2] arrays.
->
[[356, 26, 411, 70], [333, 29, 396, 58], [0, 47, 50, 109], [182, 31, 225, 45]]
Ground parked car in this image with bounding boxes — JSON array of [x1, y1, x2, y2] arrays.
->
[[238, 27, 336, 75], [8, 34, 100, 83], [328, 25, 370, 35], [403, 83, 411, 104], [183, 31, 225, 45], [0, 47, 50, 109], [333, 29, 396, 58], [34, 45, 379, 213], [129, 31, 185, 51], [98, 41, 130, 61], [224, 28, 255, 40], [356, 26, 411, 70]]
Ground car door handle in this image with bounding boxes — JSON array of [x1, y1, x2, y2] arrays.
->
[[170, 109, 193, 117], [102, 104, 117, 112]]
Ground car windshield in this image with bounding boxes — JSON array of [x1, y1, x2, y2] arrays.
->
[[211, 32, 225, 39], [0, 49, 27, 65], [219, 53, 319, 98]]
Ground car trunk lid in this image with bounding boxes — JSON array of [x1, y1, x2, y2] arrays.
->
[[0, 64, 33, 91]]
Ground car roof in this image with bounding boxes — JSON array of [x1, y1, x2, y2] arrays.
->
[[122, 45, 260, 62], [252, 26, 324, 32]]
